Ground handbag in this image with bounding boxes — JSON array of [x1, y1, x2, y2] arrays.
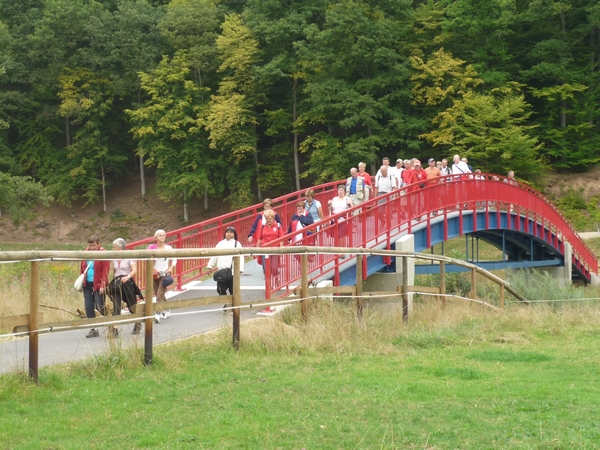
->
[[212, 240, 238, 283], [74, 265, 90, 291], [213, 267, 232, 283]]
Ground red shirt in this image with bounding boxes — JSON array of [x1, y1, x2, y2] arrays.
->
[[80, 248, 110, 291], [259, 222, 285, 245], [358, 172, 372, 188], [402, 169, 416, 185]]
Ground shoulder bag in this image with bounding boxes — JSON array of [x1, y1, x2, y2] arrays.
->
[[74, 265, 90, 291], [212, 241, 238, 283]]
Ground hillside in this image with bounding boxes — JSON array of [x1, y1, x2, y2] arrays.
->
[[0, 176, 232, 247], [2, 168, 600, 247]]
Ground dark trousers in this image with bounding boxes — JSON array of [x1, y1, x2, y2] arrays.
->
[[83, 284, 106, 318], [217, 278, 234, 296]]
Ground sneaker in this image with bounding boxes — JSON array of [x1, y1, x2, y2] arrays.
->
[[258, 307, 276, 315], [164, 309, 171, 319], [160, 311, 167, 320], [154, 311, 161, 323], [132, 323, 142, 335], [121, 308, 131, 315], [86, 328, 99, 338]]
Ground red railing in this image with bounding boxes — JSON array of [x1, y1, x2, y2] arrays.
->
[[129, 174, 598, 297], [263, 174, 598, 297], [127, 181, 340, 292]]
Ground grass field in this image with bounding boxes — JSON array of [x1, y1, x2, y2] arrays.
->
[[1, 238, 600, 448], [2, 300, 600, 449]]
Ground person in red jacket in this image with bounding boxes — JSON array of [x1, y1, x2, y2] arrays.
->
[[412, 160, 428, 218], [256, 210, 285, 313], [79, 235, 110, 338]]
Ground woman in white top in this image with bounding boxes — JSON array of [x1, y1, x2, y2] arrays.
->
[[109, 238, 143, 335], [148, 229, 177, 303], [207, 227, 244, 296], [328, 184, 352, 217], [327, 185, 352, 247]]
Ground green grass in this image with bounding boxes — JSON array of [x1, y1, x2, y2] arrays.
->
[[0, 242, 82, 251], [2, 301, 600, 449]]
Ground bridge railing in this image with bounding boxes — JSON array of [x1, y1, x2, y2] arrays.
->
[[128, 173, 597, 297], [262, 173, 596, 296], [126, 181, 340, 292]]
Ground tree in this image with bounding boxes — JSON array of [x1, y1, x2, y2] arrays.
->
[[244, 0, 328, 191], [518, 0, 600, 170], [205, 14, 262, 208], [421, 83, 543, 181], [296, 0, 418, 181], [127, 51, 223, 220], [56, 68, 126, 209], [0, 172, 52, 225]]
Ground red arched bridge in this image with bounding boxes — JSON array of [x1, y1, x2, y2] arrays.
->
[[128, 174, 598, 298]]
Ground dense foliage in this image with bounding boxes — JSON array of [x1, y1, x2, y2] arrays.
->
[[1, 0, 599, 218]]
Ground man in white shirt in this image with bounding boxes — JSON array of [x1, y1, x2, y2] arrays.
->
[[451, 154, 471, 175], [375, 157, 391, 179], [440, 158, 450, 176], [374, 165, 397, 197], [388, 159, 404, 187]]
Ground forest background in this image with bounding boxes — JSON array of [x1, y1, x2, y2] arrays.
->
[[1, 0, 600, 234]]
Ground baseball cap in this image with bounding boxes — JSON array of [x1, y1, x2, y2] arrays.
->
[[414, 160, 421, 165], [428, 158, 435, 163]]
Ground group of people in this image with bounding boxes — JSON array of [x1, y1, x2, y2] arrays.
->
[[78, 155, 513, 329], [78, 229, 176, 339], [346, 154, 481, 204]]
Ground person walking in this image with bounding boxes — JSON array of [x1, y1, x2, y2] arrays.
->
[[148, 229, 177, 304], [357, 162, 373, 201], [256, 210, 285, 313], [107, 237, 144, 336], [80, 235, 110, 338], [345, 167, 365, 207], [207, 227, 243, 301]]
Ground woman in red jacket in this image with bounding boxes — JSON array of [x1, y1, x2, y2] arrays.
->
[[79, 235, 110, 338]]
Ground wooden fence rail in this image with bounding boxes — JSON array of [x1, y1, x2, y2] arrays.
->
[[0, 247, 527, 382]]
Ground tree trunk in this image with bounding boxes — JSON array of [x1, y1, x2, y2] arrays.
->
[[101, 162, 107, 213], [204, 188, 208, 210], [183, 189, 189, 222], [140, 155, 146, 199], [253, 123, 262, 201], [65, 116, 70, 147], [138, 90, 146, 200], [293, 79, 301, 192]]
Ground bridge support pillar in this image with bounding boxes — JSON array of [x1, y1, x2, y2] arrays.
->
[[362, 235, 414, 314], [524, 241, 573, 287]]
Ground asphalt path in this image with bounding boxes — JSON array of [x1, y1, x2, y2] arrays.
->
[[0, 259, 274, 375]]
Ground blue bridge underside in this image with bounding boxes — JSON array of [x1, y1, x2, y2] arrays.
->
[[338, 210, 587, 286]]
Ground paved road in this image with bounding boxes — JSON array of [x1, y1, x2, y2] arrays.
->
[[0, 259, 274, 375]]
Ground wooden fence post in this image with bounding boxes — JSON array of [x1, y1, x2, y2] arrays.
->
[[144, 259, 154, 365], [439, 261, 446, 307], [29, 261, 40, 383], [356, 253, 363, 320], [471, 268, 477, 300], [232, 255, 241, 349], [301, 253, 308, 323], [402, 256, 408, 323]]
